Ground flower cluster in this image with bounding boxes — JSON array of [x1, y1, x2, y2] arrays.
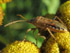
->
[[2, 41, 40, 53], [41, 31, 70, 53], [59, 1, 70, 31], [0, 0, 12, 4], [0, 7, 4, 26]]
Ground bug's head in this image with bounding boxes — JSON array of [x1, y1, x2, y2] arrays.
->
[[27, 18, 36, 24], [27, 16, 43, 24]]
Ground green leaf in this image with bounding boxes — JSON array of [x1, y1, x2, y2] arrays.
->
[[0, 35, 9, 45], [42, 0, 60, 14]]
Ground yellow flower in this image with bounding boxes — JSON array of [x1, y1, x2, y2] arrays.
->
[[59, 1, 70, 17], [0, 7, 4, 26], [41, 39, 59, 53], [0, 0, 2, 3], [2, 41, 40, 53], [0, 0, 12, 3], [54, 31, 70, 49], [59, 1, 70, 31], [62, 49, 70, 53], [41, 31, 70, 53]]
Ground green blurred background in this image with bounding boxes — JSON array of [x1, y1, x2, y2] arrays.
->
[[0, 0, 67, 50]]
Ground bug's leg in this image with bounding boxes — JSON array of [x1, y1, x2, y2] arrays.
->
[[4, 20, 25, 27], [24, 28, 37, 42], [0, 51, 2, 53], [24, 28, 32, 41], [47, 28, 57, 41], [37, 32, 46, 40], [17, 14, 27, 20], [33, 29, 38, 44], [53, 16, 65, 25]]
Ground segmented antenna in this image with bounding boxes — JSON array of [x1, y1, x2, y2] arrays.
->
[[4, 14, 27, 27], [4, 20, 25, 27], [17, 14, 27, 20]]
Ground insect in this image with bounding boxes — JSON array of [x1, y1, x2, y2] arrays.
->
[[4, 15, 68, 43]]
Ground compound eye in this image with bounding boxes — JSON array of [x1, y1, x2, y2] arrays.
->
[[28, 18, 36, 23], [30, 19, 35, 22], [30, 19, 35, 21]]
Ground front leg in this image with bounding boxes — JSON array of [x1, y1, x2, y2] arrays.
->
[[46, 28, 57, 42], [37, 32, 46, 40], [53, 16, 65, 25], [24, 28, 37, 42]]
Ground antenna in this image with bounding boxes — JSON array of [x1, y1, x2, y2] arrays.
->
[[17, 14, 27, 20], [4, 20, 25, 27], [4, 14, 27, 27]]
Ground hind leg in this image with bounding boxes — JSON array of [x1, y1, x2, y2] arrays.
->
[[53, 16, 65, 25], [24, 28, 37, 43], [46, 28, 57, 42]]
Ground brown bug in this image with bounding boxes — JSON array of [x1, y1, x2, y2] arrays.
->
[[4, 15, 67, 42]]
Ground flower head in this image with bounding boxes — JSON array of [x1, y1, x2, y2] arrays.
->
[[2, 41, 40, 53], [0, 7, 4, 26], [59, 1, 70, 17], [0, 0, 12, 3], [59, 1, 70, 31]]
